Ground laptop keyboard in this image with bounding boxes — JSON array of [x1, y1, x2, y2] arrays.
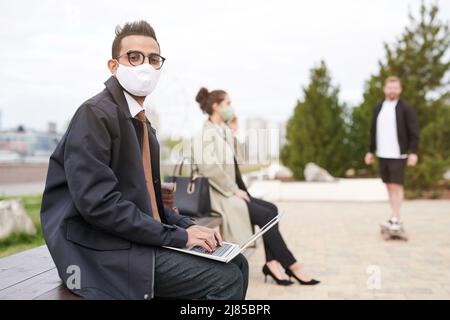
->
[[190, 243, 233, 256]]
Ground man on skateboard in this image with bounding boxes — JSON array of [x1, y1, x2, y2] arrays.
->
[[364, 76, 419, 238]]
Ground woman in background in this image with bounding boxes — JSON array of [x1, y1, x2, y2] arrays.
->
[[193, 87, 319, 286]]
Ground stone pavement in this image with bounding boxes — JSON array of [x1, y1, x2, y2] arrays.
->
[[247, 179, 389, 202], [245, 200, 450, 299]]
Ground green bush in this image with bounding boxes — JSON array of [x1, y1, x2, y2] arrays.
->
[[282, 61, 350, 179]]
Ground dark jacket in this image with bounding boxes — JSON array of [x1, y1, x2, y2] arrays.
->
[[40, 76, 195, 300], [369, 99, 420, 155]]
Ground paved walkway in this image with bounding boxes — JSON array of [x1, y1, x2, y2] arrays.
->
[[246, 200, 450, 299], [247, 178, 389, 202]]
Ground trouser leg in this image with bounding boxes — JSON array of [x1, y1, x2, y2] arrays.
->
[[246, 197, 297, 269], [154, 248, 248, 300]]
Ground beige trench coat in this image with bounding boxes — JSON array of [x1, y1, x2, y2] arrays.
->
[[192, 120, 253, 244]]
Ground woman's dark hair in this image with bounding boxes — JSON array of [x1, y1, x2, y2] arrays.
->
[[195, 87, 227, 115], [112, 20, 159, 58]]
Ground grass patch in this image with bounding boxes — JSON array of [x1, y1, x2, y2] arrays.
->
[[0, 195, 45, 258], [239, 163, 271, 174]]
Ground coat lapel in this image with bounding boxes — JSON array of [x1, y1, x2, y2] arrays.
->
[[104, 76, 132, 119], [148, 126, 160, 181], [105, 75, 163, 217]]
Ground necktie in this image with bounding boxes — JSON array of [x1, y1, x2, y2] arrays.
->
[[136, 110, 161, 222]]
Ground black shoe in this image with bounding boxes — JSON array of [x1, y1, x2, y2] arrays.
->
[[285, 268, 320, 285], [262, 265, 294, 286]]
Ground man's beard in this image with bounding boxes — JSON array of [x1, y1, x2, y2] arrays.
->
[[387, 94, 400, 100]]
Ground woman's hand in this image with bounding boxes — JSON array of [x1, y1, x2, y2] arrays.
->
[[227, 116, 239, 134], [235, 189, 250, 202]]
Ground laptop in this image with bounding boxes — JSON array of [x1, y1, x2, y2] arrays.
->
[[163, 211, 283, 263]]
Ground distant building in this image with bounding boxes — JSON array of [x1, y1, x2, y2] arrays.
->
[[0, 122, 62, 163], [47, 122, 57, 134], [147, 109, 160, 133]]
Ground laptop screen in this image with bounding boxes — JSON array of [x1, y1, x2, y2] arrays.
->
[[238, 211, 283, 248]]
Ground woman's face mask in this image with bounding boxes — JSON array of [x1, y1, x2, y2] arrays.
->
[[218, 104, 235, 122]]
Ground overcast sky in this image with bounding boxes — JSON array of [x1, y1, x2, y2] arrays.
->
[[0, 0, 449, 138]]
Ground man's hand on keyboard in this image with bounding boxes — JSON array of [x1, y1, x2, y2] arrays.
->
[[186, 225, 223, 253]]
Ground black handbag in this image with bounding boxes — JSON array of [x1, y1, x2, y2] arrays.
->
[[164, 157, 212, 218]]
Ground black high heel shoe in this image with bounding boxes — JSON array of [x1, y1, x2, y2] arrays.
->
[[285, 268, 320, 285], [262, 265, 294, 286]]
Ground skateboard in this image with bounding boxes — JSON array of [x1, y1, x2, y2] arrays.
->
[[380, 224, 408, 241]]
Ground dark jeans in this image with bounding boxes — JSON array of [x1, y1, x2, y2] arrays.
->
[[153, 248, 248, 300], [246, 196, 297, 268]]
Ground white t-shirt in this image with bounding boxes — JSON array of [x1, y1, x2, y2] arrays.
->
[[376, 100, 407, 159]]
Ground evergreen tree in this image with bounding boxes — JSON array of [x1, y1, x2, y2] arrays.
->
[[349, 2, 450, 192], [281, 61, 349, 179]]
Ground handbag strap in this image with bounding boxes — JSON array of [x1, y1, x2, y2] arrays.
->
[[189, 141, 200, 179], [171, 139, 200, 182], [171, 159, 198, 182]]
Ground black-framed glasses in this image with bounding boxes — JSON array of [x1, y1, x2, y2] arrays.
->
[[115, 50, 166, 70]]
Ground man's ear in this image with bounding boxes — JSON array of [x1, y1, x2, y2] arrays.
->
[[107, 59, 118, 75]]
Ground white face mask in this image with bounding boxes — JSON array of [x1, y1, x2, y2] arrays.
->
[[115, 62, 161, 97]]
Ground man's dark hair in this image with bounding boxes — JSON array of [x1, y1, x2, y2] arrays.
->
[[112, 20, 159, 58]]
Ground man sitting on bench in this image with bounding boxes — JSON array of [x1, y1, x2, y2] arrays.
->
[[40, 20, 248, 300]]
